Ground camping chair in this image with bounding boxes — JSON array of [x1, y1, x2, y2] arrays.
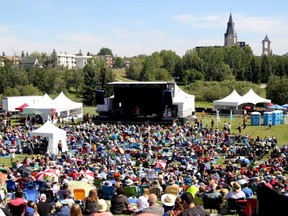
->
[[73, 189, 85, 202], [203, 193, 223, 214], [149, 187, 162, 199], [138, 185, 150, 196], [6, 180, 16, 192], [101, 186, 115, 200], [57, 190, 71, 201], [34, 180, 47, 191], [227, 198, 247, 215], [124, 186, 138, 198], [23, 189, 39, 203], [242, 198, 257, 216]]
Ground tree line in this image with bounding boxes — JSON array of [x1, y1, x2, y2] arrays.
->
[[1, 46, 288, 105]]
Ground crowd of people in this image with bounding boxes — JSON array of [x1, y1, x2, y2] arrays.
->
[[0, 113, 287, 216]]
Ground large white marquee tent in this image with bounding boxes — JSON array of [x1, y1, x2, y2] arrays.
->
[[213, 88, 271, 110], [23, 92, 83, 122], [30, 120, 68, 154]]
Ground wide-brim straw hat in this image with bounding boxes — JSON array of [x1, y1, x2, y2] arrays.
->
[[161, 193, 177, 206], [230, 181, 241, 192]]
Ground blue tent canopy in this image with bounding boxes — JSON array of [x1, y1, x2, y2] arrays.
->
[[267, 104, 285, 110]]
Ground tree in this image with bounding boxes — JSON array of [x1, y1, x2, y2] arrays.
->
[[3, 87, 20, 96], [65, 68, 84, 93], [151, 68, 171, 81], [260, 55, 272, 83], [81, 57, 115, 105], [98, 47, 113, 56], [113, 56, 124, 69], [16, 84, 42, 95], [50, 49, 58, 68], [139, 57, 153, 81], [266, 76, 288, 104], [125, 58, 144, 80], [160, 50, 180, 77]]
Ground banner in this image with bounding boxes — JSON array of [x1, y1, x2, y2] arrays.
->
[[216, 110, 221, 122], [230, 109, 234, 121]]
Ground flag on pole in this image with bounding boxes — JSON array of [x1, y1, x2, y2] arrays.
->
[[216, 110, 221, 122], [230, 109, 234, 121]]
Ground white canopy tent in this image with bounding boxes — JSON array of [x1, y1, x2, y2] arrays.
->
[[173, 83, 195, 118], [22, 93, 55, 122], [240, 88, 271, 106], [30, 120, 68, 155], [213, 89, 243, 110], [53, 92, 83, 120], [23, 92, 83, 122], [213, 88, 271, 110]]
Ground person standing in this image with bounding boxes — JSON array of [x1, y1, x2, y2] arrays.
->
[[58, 140, 63, 154], [211, 119, 214, 128], [237, 123, 242, 134], [268, 120, 272, 129], [179, 192, 209, 216]]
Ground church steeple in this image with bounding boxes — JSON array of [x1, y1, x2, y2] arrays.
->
[[224, 13, 237, 46], [262, 35, 271, 56]]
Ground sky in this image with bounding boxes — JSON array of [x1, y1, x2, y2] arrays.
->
[[1, 0, 288, 57]]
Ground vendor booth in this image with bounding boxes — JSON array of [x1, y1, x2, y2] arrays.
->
[[29, 120, 68, 155]]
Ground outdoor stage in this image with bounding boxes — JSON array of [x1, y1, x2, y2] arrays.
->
[[95, 81, 194, 125]]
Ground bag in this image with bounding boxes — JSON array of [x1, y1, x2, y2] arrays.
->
[[219, 205, 229, 215]]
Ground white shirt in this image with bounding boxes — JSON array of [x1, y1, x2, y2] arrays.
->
[[225, 190, 246, 200], [137, 195, 149, 210]]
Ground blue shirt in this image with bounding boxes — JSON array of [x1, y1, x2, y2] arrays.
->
[[55, 205, 70, 216], [242, 187, 253, 199]]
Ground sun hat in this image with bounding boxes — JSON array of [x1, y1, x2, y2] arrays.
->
[[97, 199, 108, 212], [230, 181, 241, 192], [161, 193, 177, 206], [125, 178, 134, 186]]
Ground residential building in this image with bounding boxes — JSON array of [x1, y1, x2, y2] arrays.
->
[[57, 53, 112, 69], [75, 55, 92, 69], [21, 56, 42, 68]]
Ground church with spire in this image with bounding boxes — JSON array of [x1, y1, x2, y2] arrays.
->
[[195, 13, 270, 54], [224, 13, 246, 48]]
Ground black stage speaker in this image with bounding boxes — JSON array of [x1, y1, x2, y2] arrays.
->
[[96, 90, 105, 104], [163, 89, 172, 106]]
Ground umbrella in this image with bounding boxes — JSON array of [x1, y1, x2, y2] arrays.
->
[[79, 170, 94, 181], [281, 104, 288, 109], [244, 106, 252, 110], [154, 160, 167, 169], [35, 169, 57, 181], [17, 166, 34, 175], [68, 180, 95, 197], [15, 103, 29, 111]]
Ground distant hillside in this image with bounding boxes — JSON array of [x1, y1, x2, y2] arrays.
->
[[113, 69, 135, 82]]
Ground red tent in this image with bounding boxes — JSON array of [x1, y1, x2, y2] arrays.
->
[[15, 103, 29, 111]]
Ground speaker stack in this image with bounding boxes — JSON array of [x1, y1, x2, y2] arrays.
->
[[95, 90, 105, 104], [163, 89, 172, 106]]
